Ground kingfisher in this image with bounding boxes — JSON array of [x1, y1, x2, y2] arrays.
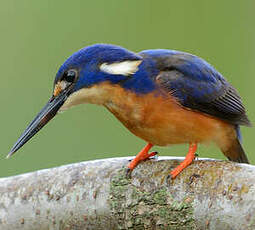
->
[[8, 44, 251, 178]]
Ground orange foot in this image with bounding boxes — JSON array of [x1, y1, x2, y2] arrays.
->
[[127, 143, 157, 176], [170, 143, 197, 179]]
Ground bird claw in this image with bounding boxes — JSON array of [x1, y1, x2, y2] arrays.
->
[[166, 174, 173, 186], [125, 168, 132, 179], [126, 151, 159, 179], [128, 151, 158, 162], [148, 151, 158, 160], [166, 174, 172, 181], [140, 151, 158, 161]]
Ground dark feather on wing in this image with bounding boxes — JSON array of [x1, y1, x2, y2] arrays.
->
[[140, 50, 251, 126]]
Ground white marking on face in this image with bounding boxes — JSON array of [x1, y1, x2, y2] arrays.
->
[[100, 60, 142, 76]]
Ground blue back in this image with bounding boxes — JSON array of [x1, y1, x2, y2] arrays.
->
[[55, 44, 157, 93], [54, 44, 250, 127], [139, 49, 250, 127]]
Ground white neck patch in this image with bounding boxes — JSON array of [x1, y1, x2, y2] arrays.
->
[[100, 60, 142, 76]]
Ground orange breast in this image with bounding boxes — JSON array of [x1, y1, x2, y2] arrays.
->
[[101, 83, 235, 147]]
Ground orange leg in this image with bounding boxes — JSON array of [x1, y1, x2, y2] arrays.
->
[[127, 143, 157, 170], [170, 143, 197, 179]]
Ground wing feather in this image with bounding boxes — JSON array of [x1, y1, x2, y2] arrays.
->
[[140, 50, 251, 126]]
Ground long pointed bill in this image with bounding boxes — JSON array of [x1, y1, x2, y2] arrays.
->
[[7, 91, 69, 158]]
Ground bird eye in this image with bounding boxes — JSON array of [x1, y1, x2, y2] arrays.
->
[[62, 69, 77, 83]]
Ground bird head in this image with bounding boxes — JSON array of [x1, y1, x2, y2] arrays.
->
[[8, 44, 156, 157]]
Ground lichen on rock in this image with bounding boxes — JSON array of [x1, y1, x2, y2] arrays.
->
[[109, 168, 196, 229]]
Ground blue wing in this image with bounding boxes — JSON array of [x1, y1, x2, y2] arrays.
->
[[140, 50, 251, 126]]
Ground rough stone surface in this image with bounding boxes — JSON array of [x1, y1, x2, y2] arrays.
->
[[0, 157, 254, 229], [109, 168, 196, 229]]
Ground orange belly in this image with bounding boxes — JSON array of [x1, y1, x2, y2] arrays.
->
[[104, 85, 235, 148]]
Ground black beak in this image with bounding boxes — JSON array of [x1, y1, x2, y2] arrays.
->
[[7, 91, 69, 158]]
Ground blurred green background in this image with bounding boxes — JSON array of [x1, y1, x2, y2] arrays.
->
[[0, 1, 254, 177]]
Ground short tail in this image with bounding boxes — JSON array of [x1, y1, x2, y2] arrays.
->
[[223, 138, 249, 164]]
